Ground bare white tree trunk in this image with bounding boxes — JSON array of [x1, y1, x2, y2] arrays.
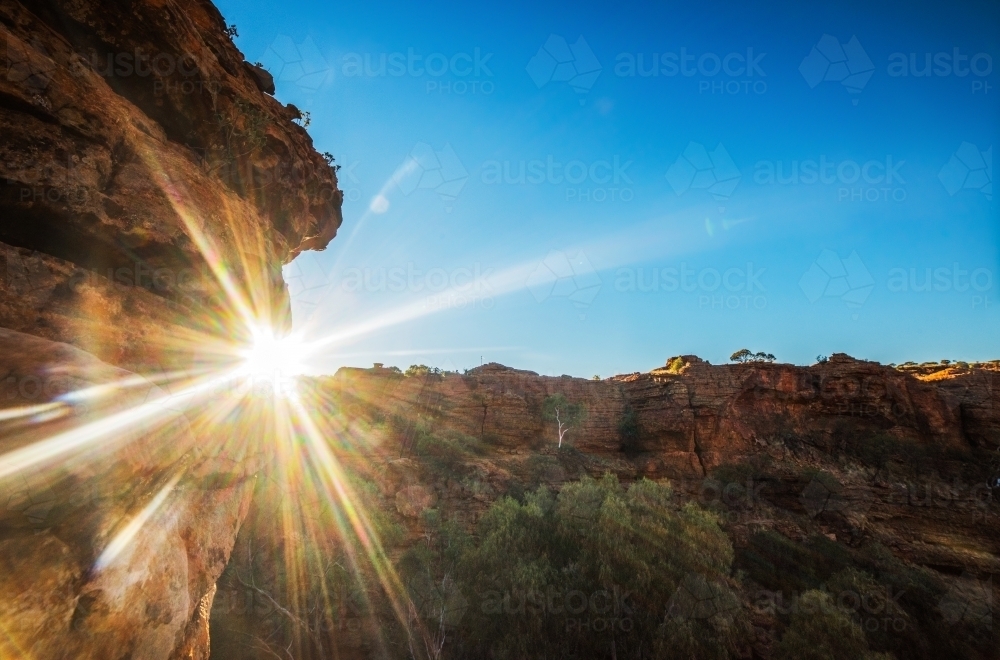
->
[[556, 408, 567, 448]]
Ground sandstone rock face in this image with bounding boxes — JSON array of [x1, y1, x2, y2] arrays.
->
[[332, 355, 996, 481], [395, 483, 437, 518], [332, 358, 997, 569], [0, 328, 259, 659], [1, 0, 342, 369], [0, 0, 341, 656]]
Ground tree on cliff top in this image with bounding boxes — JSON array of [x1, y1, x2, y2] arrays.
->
[[541, 394, 584, 448], [406, 364, 442, 377], [730, 349, 775, 363]]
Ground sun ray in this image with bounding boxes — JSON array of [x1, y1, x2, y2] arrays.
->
[[0, 369, 240, 481], [138, 155, 263, 335], [94, 472, 183, 571], [287, 394, 423, 644], [291, 214, 702, 367], [0, 402, 64, 423]]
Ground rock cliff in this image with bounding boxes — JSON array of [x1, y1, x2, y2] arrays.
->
[[329, 354, 995, 481], [2, 0, 341, 369], [0, 0, 341, 657]]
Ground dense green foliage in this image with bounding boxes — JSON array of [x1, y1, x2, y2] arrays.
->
[[739, 530, 994, 660], [212, 402, 997, 660], [402, 475, 748, 659], [773, 590, 889, 660]]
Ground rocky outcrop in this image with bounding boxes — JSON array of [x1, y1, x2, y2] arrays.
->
[[1, 0, 342, 369], [0, 0, 341, 657], [0, 328, 261, 659], [328, 356, 1000, 567], [330, 354, 996, 481]]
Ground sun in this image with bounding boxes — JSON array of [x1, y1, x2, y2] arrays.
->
[[239, 327, 310, 392]]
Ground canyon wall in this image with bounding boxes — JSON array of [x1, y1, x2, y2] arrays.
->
[[319, 355, 1000, 577], [0, 0, 340, 657], [331, 354, 997, 481], [209, 356, 999, 658]]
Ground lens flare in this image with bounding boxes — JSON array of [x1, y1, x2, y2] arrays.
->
[[241, 328, 308, 376], [237, 327, 312, 398]]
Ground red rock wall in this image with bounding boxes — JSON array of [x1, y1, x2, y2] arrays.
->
[[0, 0, 343, 656], [331, 355, 997, 481], [1, 0, 342, 369]]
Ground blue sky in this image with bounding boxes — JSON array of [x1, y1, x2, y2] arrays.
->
[[217, 0, 999, 377]]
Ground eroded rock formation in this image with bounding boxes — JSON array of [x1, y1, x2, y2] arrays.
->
[[340, 355, 1000, 570], [330, 354, 996, 481], [0, 0, 341, 657], [1, 0, 341, 369]]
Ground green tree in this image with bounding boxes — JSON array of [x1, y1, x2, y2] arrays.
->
[[730, 349, 752, 363], [455, 476, 748, 659], [458, 487, 559, 659], [774, 590, 889, 660], [400, 509, 471, 659], [541, 394, 585, 448], [730, 349, 775, 363]]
